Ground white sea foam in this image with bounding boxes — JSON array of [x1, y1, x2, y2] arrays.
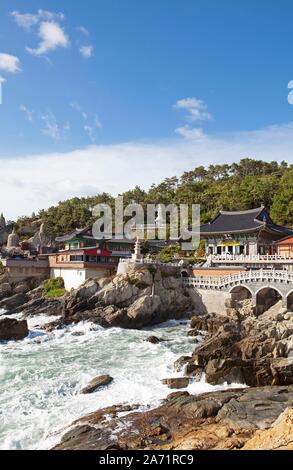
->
[[0, 317, 244, 450]]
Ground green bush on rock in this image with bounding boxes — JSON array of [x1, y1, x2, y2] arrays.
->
[[43, 277, 66, 298]]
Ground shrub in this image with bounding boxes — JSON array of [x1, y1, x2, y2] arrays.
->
[[157, 246, 181, 263], [43, 277, 66, 298]]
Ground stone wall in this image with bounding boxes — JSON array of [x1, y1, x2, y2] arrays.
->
[[188, 288, 231, 315], [5, 259, 49, 282]]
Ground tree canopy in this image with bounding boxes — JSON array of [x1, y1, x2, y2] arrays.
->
[[15, 159, 293, 237]]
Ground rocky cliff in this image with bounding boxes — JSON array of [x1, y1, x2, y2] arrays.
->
[[177, 299, 293, 388], [58, 265, 195, 329]]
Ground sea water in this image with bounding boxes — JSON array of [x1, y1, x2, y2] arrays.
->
[[0, 316, 241, 450]]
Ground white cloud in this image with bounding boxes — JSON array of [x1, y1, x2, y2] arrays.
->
[[10, 10, 65, 31], [20, 104, 34, 122], [26, 21, 69, 56], [0, 53, 21, 73], [174, 97, 212, 121], [80, 45, 94, 59], [10, 11, 39, 31], [2, 122, 293, 219], [0, 76, 6, 84], [175, 126, 206, 141]]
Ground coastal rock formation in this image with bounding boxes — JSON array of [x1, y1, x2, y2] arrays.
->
[[0, 293, 29, 312], [53, 385, 293, 450], [0, 277, 63, 316], [58, 266, 196, 329], [14, 297, 65, 318], [0, 277, 48, 313], [181, 304, 293, 387], [81, 375, 114, 394], [161, 377, 190, 389], [242, 408, 293, 450], [0, 317, 28, 341]]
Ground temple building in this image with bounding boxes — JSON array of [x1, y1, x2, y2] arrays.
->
[[274, 235, 293, 257], [200, 206, 293, 257], [48, 226, 135, 289]]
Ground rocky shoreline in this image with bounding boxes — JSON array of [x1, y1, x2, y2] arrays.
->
[[54, 386, 293, 450], [0, 265, 196, 339], [1, 265, 293, 450], [52, 292, 293, 450]]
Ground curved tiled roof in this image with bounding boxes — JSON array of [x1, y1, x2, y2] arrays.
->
[[55, 226, 92, 242], [200, 206, 293, 236]]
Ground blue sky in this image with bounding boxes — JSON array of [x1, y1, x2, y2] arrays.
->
[[1, 0, 293, 218]]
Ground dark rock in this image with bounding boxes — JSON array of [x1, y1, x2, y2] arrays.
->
[[0, 293, 29, 313], [190, 313, 230, 335], [166, 391, 190, 401], [193, 328, 241, 367], [59, 425, 96, 445], [187, 329, 200, 337], [71, 331, 85, 337], [81, 375, 113, 394], [184, 363, 204, 378], [13, 297, 65, 317], [173, 355, 192, 372], [161, 377, 190, 389], [0, 317, 28, 341], [205, 358, 246, 385], [145, 335, 163, 344]]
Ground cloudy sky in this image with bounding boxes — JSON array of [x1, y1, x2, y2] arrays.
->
[[1, 0, 293, 219]]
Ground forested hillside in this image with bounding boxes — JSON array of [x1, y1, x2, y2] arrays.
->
[[15, 159, 293, 236]]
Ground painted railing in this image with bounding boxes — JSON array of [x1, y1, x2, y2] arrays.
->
[[182, 269, 293, 289], [210, 254, 293, 262]]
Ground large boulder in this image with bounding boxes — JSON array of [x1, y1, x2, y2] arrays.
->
[[0, 317, 28, 341], [161, 378, 190, 389], [145, 335, 163, 344], [81, 375, 113, 394], [0, 293, 29, 313], [75, 279, 99, 300], [127, 295, 161, 325], [193, 326, 241, 367]]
